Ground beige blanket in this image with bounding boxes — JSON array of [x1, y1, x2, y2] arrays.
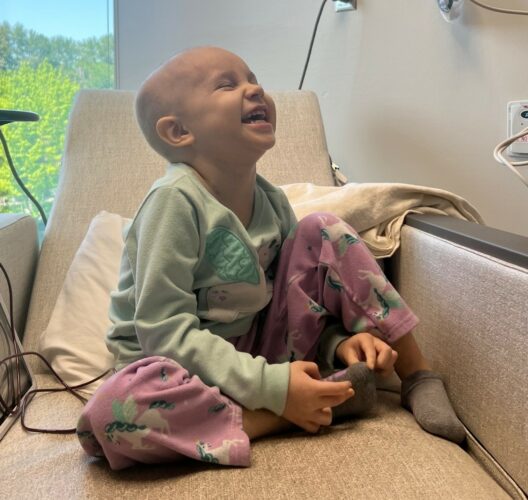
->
[[281, 183, 484, 258]]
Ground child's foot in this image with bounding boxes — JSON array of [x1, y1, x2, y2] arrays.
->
[[324, 362, 377, 419], [242, 409, 292, 440], [400, 370, 466, 444]]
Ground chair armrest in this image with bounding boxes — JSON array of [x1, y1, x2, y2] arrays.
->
[[0, 214, 39, 337], [403, 214, 528, 268], [390, 214, 528, 492]]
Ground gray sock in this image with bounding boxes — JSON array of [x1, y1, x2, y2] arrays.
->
[[401, 370, 466, 444], [324, 362, 377, 419]]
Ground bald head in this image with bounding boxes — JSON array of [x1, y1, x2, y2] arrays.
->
[[135, 47, 242, 162]]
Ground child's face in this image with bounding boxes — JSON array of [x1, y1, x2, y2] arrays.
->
[[170, 48, 277, 165]]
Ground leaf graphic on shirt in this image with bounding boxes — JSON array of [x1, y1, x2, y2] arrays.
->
[[205, 227, 260, 284]]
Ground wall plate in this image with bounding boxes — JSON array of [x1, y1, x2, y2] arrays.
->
[[508, 100, 528, 156], [437, 0, 464, 21], [334, 0, 357, 12]]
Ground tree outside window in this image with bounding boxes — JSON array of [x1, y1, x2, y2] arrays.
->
[[0, 6, 114, 235]]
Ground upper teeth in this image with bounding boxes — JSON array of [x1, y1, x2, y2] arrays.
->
[[245, 111, 266, 121]]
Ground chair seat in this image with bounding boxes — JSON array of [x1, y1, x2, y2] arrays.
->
[[0, 375, 509, 499]]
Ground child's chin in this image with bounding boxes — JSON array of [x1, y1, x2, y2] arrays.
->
[[263, 131, 276, 147], [265, 136, 276, 148]]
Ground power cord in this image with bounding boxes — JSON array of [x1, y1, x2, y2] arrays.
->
[[1, 350, 110, 434], [298, 0, 350, 186], [0, 262, 21, 421], [493, 127, 528, 189], [0, 128, 48, 226], [0, 262, 110, 434], [469, 0, 528, 16], [299, 0, 328, 89]]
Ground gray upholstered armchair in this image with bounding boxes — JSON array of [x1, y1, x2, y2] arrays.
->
[[0, 89, 526, 498]]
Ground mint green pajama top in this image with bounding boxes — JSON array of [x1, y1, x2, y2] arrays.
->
[[106, 163, 297, 415]]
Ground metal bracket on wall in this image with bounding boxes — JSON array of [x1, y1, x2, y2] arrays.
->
[[334, 0, 357, 12]]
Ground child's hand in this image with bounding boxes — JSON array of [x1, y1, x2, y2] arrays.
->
[[335, 332, 398, 377], [282, 361, 354, 433]]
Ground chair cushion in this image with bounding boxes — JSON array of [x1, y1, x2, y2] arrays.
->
[[0, 378, 509, 499], [39, 212, 127, 396]]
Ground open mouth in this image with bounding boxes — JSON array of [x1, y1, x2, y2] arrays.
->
[[242, 107, 268, 124]]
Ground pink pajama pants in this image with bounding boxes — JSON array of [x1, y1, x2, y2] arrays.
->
[[77, 213, 418, 470]]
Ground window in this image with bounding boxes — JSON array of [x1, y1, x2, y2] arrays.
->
[[0, 0, 114, 235]]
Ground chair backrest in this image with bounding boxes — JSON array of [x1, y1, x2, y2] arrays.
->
[[23, 89, 334, 365]]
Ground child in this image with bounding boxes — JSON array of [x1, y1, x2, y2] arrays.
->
[[77, 47, 465, 470]]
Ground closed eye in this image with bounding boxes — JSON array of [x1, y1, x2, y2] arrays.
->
[[216, 81, 236, 90]]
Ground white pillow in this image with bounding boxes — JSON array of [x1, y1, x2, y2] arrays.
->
[[40, 211, 130, 397]]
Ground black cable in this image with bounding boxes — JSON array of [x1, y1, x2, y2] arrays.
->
[[299, 0, 328, 90], [0, 128, 48, 226], [0, 261, 111, 434], [0, 262, 20, 419], [0, 350, 111, 434]]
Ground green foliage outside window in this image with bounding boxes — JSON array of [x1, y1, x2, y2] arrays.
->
[[0, 21, 114, 222]]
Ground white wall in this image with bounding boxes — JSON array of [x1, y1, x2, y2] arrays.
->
[[116, 0, 528, 237]]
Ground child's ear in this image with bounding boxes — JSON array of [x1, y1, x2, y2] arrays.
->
[[156, 115, 195, 148]]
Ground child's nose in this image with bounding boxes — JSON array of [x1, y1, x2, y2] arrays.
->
[[246, 82, 264, 99]]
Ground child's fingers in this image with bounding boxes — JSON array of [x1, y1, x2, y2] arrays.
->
[[358, 337, 377, 370], [316, 381, 354, 408], [317, 407, 333, 426], [315, 379, 353, 396], [373, 339, 398, 373], [299, 361, 322, 380], [379, 350, 398, 376], [297, 409, 332, 433], [303, 421, 321, 434], [339, 349, 360, 367], [375, 343, 394, 368], [375, 353, 398, 377], [320, 390, 354, 408], [305, 408, 333, 431]]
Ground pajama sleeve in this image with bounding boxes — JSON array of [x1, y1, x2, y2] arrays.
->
[[108, 186, 290, 416]]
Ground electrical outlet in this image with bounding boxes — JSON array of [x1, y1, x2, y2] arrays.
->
[[334, 0, 357, 12], [507, 100, 528, 156]]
